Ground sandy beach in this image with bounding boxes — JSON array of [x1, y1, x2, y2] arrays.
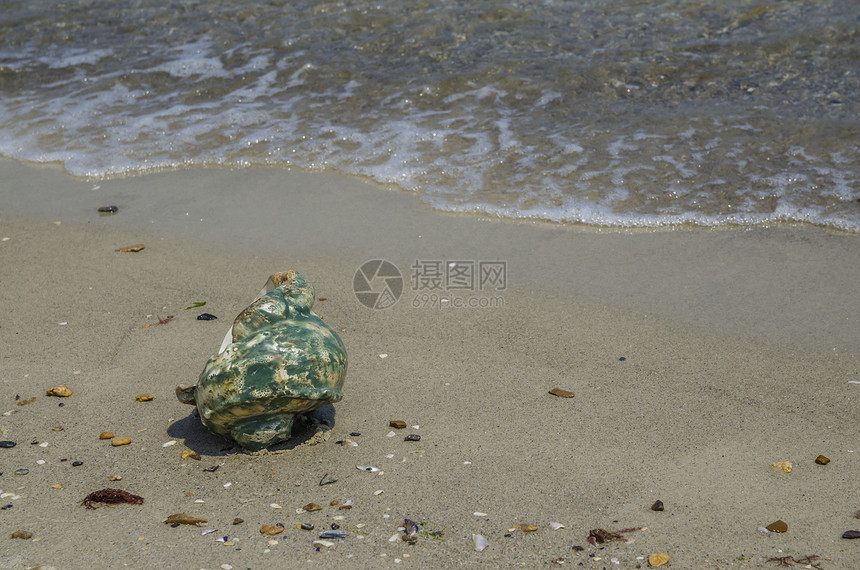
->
[[0, 159, 858, 569]]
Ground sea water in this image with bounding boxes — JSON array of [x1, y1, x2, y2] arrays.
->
[[1, 0, 857, 231]]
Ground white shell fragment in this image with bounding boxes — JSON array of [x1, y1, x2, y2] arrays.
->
[[473, 512, 487, 517], [162, 440, 177, 447], [388, 533, 401, 543], [549, 522, 565, 530], [356, 465, 380, 472], [313, 540, 335, 547], [473, 533, 489, 552]]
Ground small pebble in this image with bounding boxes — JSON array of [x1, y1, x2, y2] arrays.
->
[[0, 441, 16, 448], [770, 461, 792, 473], [648, 553, 669, 567], [548, 387, 575, 398], [404, 434, 421, 442], [99, 432, 114, 439], [11, 530, 32, 539], [765, 520, 788, 533], [232, 518, 244, 525], [109, 474, 123, 481], [651, 500, 664, 511], [302, 502, 322, 512], [389, 420, 407, 429], [46, 384, 73, 397], [842, 530, 860, 539], [51, 484, 62, 489], [260, 524, 284, 536], [15, 468, 29, 476], [97, 205, 119, 214], [111, 437, 132, 447], [197, 313, 218, 321], [320, 530, 348, 539], [136, 394, 154, 402], [815, 455, 830, 465], [349, 432, 361, 437], [72, 461, 83, 467], [300, 523, 314, 530]]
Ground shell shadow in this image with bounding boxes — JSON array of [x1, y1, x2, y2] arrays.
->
[[166, 404, 336, 457]]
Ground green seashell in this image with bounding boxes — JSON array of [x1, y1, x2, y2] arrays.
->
[[180, 271, 347, 451]]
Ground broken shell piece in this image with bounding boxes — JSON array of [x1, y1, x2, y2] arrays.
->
[[648, 553, 669, 567], [136, 394, 154, 402], [177, 271, 347, 452], [164, 513, 208, 526], [46, 385, 73, 397], [549, 522, 565, 530], [770, 461, 792, 473], [548, 387, 575, 398], [473, 533, 489, 552], [260, 524, 284, 535], [357, 465, 380, 473], [116, 244, 145, 252]]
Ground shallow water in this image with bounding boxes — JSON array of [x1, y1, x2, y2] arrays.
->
[[0, 0, 858, 230]]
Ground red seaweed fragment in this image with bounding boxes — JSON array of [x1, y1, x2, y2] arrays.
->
[[81, 488, 144, 509]]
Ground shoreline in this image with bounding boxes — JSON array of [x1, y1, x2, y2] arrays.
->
[[1, 160, 858, 568]]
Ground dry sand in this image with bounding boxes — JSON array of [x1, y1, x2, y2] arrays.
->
[[0, 159, 858, 569]]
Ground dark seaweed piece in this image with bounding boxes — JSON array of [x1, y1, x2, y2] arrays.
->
[[81, 488, 144, 509]]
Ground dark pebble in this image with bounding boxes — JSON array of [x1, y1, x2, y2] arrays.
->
[[58, 403, 64, 407], [0, 504, 12, 510], [618, 356, 626, 361], [572, 545, 584, 552], [14, 469, 29, 476], [300, 523, 314, 530], [30, 440, 39, 445], [504, 533, 512, 538], [60, 458, 67, 462], [97, 205, 119, 214], [72, 461, 83, 467], [651, 500, 664, 511], [197, 313, 218, 320], [0, 441, 16, 448], [404, 434, 421, 442], [843, 530, 860, 539], [203, 465, 219, 472], [349, 432, 361, 437], [319, 530, 348, 539], [331, 523, 340, 530]]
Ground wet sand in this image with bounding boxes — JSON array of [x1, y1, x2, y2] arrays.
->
[[0, 159, 858, 569]]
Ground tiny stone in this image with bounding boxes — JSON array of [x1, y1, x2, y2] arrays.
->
[[404, 434, 421, 442], [46, 384, 73, 397], [350, 432, 361, 437], [109, 474, 123, 481], [770, 461, 792, 473], [842, 530, 860, 539], [765, 520, 788, 533], [111, 437, 132, 446], [51, 484, 62, 489], [52, 426, 64, 431], [15, 468, 29, 476], [330, 500, 339, 506], [233, 518, 244, 525], [0, 441, 15, 448], [303, 502, 322, 512], [648, 552, 669, 567], [815, 455, 830, 465], [97, 205, 119, 214], [389, 420, 407, 429], [549, 387, 575, 398], [300, 523, 314, 530], [197, 313, 218, 320], [319, 530, 348, 539], [72, 461, 83, 467], [11, 530, 33, 539], [136, 394, 154, 402], [651, 500, 664, 511], [99, 432, 114, 439], [260, 524, 284, 535]]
